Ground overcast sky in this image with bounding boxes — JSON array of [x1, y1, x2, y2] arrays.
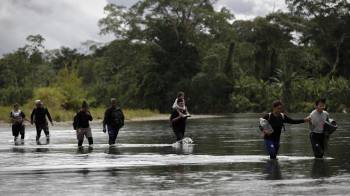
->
[[0, 0, 287, 56]]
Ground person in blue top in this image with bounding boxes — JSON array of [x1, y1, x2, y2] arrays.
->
[[260, 100, 310, 159]]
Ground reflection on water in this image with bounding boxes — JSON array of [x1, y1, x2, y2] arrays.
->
[[76, 146, 93, 154], [264, 160, 282, 180], [105, 146, 120, 155], [34, 147, 50, 153], [0, 114, 349, 195], [311, 159, 330, 179]]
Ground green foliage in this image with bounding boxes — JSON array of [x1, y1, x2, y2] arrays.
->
[[232, 75, 280, 112], [31, 87, 66, 110], [1, 0, 350, 116], [54, 67, 87, 110], [292, 77, 350, 112]]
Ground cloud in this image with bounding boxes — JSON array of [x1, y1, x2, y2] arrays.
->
[[0, 0, 287, 56], [0, 0, 113, 56], [216, 0, 288, 20], [106, 0, 138, 7]]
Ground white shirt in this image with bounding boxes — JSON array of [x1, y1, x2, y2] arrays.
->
[[309, 109, 329, 133]]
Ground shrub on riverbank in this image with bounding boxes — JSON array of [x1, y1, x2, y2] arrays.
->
[[0, 105, 159, 123]]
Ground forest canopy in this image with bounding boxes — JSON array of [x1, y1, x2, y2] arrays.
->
[[0, 0, 349, 114]]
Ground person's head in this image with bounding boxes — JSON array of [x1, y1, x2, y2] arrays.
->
[[315, 98, 326, 112], [35, 100, 41, 108], [177, 91, 185, 99], [177, 98, 185, 108], [13, 103, 19, 110], [110, 98, 117, 107], [272, 100, 283, 113], [81, 101, 89, 112]]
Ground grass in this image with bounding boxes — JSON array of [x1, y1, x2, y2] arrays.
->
[[0, 105, 160, 123]]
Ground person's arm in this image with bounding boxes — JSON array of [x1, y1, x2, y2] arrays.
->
[[102, 109, 109, 132], [21, 112, 29, 122], [171, 110, 185, 123], [120, 110, 125, 128], [46, 108, 54, 126], [283, 115, 306, 124], [30, 109, 35, 124], [87, 111, 93, 121], [9, 112, 14, 124]]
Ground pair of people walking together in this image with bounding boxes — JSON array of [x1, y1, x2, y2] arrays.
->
[[260, 99, 336, 159], [73, 98, 124, 147]]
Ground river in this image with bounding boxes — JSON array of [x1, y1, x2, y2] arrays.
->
[[0, 113, 349, 195]]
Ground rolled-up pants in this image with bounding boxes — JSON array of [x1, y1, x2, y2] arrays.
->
[[76, 128, 93, 146]]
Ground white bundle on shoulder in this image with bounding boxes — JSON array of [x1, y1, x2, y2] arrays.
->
[[259, 118, 273, 134], [172, 98, 187, 111]]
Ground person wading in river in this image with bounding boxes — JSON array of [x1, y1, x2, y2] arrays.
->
[[308, 98, 332, 158], [170, 98, 190, 142], [30, 100, 54, 144], [260, 100, 310, 159], [10, 103, 27, 143], [73, 101, 93, 147], [103, 98, 125, 145]]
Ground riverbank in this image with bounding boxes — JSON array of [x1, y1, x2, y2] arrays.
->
[[0, 105, 223, 125], [0, 106, 160, 123]]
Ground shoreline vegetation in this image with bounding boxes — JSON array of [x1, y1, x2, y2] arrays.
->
[[1, 1, 349, 117], [0, 105, 223, 125], [0, 106, 160, 123]]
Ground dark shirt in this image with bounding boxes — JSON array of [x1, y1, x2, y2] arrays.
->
[[170, 109, 187, 131], [263, 113, 304, 141], [75, 111, 93, 128], [31, 107, 52, 125], [103, 107, 125, 129]]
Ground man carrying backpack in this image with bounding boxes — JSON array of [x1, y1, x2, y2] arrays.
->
[[260, 100, 310, 159], [103, 98, 125, 145]]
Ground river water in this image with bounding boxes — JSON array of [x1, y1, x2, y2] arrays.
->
[[0, 114, 349, 196]]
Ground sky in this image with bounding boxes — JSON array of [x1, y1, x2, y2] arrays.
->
[[0, 0, 287, 56]]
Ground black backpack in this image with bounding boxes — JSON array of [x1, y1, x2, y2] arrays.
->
[[264, 112, 286, 132]]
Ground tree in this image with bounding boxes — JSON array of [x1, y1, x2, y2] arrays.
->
[[98, 0, 235, 111], [285, 0, 350, 77]]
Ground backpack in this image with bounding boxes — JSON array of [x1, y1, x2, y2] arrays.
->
[[323, 118, 337, 135]]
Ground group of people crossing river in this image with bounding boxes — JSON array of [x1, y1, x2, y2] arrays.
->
[[9, 91, 336, 160]]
